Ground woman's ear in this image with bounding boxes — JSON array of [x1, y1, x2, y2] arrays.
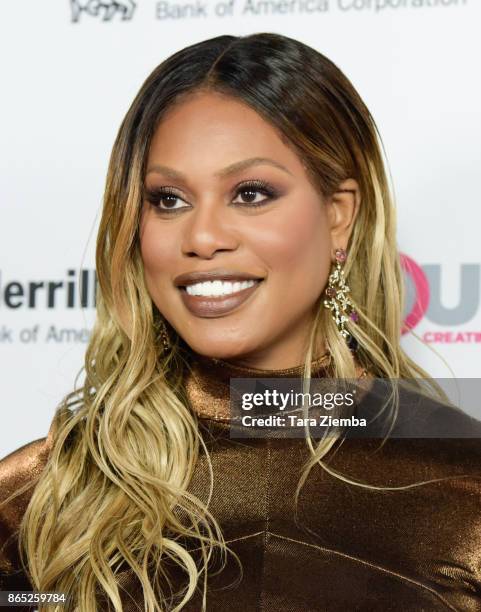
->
[[325, 178, 361, 251]]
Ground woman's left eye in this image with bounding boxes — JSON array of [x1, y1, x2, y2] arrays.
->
[[232, 181, 277, 207]]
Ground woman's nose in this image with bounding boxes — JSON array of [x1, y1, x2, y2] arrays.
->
[[180, 201, 239, 259]]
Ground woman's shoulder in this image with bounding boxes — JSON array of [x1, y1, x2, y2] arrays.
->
[[0, 408, 74, 501], [0, 420, 58, 587], [0, 436, 51, 503], [0, 418, 57, 534], [357, 378, 481, 440], [339, 379, 481, 486], [0, 438, 51, 536]]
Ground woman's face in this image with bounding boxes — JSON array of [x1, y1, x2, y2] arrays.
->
[[139, 90, 346, 369]]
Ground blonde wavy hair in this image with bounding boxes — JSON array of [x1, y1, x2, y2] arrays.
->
[[14, 33, 446, 610]]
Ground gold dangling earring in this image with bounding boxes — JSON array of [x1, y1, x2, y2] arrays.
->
[[323, 248, 359, 350], [155, 317, 171, 354], [160, 320, 171, 353]]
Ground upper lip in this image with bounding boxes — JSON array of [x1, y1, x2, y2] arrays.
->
[[174, 269, 264, 287]]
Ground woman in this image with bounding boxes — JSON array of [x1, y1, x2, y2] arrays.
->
[[1, 33, 481, 611]]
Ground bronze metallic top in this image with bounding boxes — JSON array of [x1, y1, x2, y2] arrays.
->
[[1, 353, 481, 610]]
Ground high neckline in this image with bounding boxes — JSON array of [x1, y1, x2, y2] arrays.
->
[[195, 351, 332, 378], [182, 349, 333, 422]]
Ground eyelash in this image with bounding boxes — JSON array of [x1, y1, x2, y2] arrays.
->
[[144, 180, 279, 214]]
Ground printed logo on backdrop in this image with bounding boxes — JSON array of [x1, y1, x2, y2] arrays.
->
[[152, 0, 468, 21], [0, 269, 96, 345], [0, 257, 479, 345], [401, 254, 480, 345], [71, 0, 137, 22], [66, 0, 469, 23]]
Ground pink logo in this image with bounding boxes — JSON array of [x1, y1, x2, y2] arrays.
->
[[400, 253, 430, 334]]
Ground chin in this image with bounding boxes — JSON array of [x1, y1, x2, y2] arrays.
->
[[184, 337, 257, 361]]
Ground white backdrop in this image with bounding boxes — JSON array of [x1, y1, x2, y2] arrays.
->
[[1, 0, 480, 458]]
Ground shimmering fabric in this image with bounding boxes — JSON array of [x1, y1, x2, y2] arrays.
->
[[1, 354, 481, 611]]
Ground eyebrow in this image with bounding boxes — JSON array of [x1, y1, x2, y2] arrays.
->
[[145, 157, 293, 179]]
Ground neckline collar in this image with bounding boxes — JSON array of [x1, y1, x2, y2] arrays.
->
[[182, 349, 332, 423], [194, 351, 332, 378]]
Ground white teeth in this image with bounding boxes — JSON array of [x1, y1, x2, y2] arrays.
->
[[185, 279, 258, 297]]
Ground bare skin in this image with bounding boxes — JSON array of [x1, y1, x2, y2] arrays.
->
[[139, 90, 360, 370]]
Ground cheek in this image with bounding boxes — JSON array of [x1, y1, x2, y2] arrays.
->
[[139, 218, 174, 283], [254, 200, 331, 286]]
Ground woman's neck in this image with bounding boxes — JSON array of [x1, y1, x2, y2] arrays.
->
[[201, 351, 332, 377], [208, 344, 329, 372], [182, 348, 334, 422]]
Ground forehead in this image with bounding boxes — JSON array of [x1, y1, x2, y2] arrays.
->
[[147, 90, 304, 171]]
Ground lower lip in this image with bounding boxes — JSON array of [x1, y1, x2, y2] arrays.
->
[[178, 280, 263, 317]]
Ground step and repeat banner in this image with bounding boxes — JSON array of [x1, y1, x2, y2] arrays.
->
[[0, 1, 479, 457]]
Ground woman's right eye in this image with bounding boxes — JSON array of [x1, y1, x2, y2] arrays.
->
[[144, 187, 190, 214]]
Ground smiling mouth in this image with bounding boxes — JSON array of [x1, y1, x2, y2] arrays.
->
[[178, 279, 264, 317]]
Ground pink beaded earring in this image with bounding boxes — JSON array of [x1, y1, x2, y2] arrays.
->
[[323, 248, 359, 349]]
